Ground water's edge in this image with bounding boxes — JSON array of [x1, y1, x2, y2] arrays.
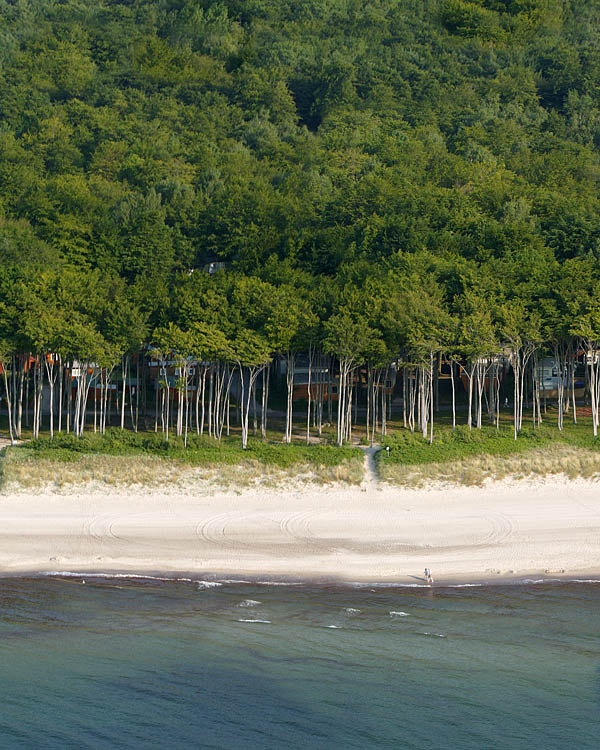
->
[[1, 569, 598, 589]]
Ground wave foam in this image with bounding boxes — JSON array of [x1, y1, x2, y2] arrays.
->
[[45, 572, 192, 582], [237, 619, 271, 624], [447, 583, 483, 588], [348, 582, 429, 588], [390, 611, 410, 617], [238, 599, 261, 607], [197, 581, 223, 589]]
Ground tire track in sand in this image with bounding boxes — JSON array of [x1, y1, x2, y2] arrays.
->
[[195, 510, 279, 548], [83, 512, 124, 544], [279, 509, 319, 541], [473, 512, 514, 546]]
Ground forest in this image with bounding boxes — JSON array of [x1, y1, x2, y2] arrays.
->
[[2, 0, 600, 452]]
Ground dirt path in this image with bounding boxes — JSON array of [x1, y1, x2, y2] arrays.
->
[[359, 445, 380, 489]]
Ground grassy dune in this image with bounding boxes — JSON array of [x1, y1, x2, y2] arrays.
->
[[0, 431, 364, 492], [377, 424, 600, 487]]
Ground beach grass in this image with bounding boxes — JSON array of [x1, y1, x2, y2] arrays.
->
[[377, 423, 600, 486], [0, 430, 364, 491]]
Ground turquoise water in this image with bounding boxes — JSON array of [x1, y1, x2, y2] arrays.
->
[[0, 577, 598, 749]]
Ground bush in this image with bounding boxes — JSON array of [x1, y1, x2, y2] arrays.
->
[[22, 428, 361, 468], [378, 424, 551, 467]]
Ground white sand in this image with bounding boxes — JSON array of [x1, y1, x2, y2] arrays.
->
[[1, 471, 599, 584]]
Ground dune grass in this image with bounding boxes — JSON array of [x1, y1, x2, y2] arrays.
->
[[0, 429, 364, 491], [377, 423, 600, 487]]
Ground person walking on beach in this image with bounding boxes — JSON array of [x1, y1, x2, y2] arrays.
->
[[424, 568, 433, 585]]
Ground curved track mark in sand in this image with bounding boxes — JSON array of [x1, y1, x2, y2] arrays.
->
[[84, 513, 124, 544], [195, 511, 262, 548], [279, 509, 319, 541], [477, 512, 514, 546]]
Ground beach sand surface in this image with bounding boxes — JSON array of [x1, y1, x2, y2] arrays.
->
[[1, 471, 599, 583]]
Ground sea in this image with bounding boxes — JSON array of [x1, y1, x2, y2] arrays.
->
[[0, 576, 598, 749]]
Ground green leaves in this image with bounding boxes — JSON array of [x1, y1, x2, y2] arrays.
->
[[232, 328, 271, 367]]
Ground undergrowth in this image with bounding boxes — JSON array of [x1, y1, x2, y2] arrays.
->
[[18, 429, 360, 467], [377, 423, 600, 486], [0, 429, 364, 490]]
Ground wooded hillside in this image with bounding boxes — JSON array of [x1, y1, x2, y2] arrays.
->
[[2, 0, 600, 447]]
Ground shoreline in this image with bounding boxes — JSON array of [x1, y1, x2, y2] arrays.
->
[[2, 569, 600, 589], [0, 475, 599, 585]]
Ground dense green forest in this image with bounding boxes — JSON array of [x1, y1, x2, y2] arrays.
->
[[2, 0, 600, 449]]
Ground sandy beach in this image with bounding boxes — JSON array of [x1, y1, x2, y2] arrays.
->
[[1, 468, 599, 583]]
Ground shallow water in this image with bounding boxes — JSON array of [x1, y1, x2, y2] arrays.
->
[[0, 577, 598, 749]]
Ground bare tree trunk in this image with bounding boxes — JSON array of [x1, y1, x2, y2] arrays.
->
[[135, 355, 140, 432], [366, 366, 372, 444], [120, 355, 127, 430], [2, 364, 15, 444], [402, 368, 407, 429], [284, 353, 295, 443], [327, 357, 333, 425], [16, 358, 25, 439], [207, 365, 214, 438], [337, 364, 345, 446], [466, 365, 474, 430], [554, 343, 566, 431], [571, 347, 577, 424], [306, 345, 313, 445], [201, 366, 207, 435], [261, 364, 269, 439], [450, 359, 456, 431], [429, 353, 434, 443]]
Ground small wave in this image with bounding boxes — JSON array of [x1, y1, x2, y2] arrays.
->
[[344, 607, 361, 614], [419, 632, 446, 638], [255, 581, 303, 586], [214, 579, 253, 585], [447, 583, 483, 588], [571, 579, 600, 583], [348, 582, 429, 589], [197, 581, 223, 589], [45, 572, 192, 582], [238, 599, 261, 607], [390, 611, 410, 617], [326, 625, 341, 629], [237, 619, 271, 624]]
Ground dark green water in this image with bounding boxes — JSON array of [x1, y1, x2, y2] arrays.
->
[[0, 576, 598, 749]]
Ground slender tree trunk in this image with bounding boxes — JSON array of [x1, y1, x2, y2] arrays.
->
[[429, 353, 434, 444], [571, 348, 577, 424], [201, 367, 207, 435], [284, 353, 295, 443], [467, 365, 474, 430], [16, 359, 25, 440], [2, 365, 15, 445], [366, 366, 372, 444], [207, 365, 214, 438], [450, 359, 456, 431], [261, 364, 269, 439], [120, 355, 127, 430], [306, 345, 313, 445]]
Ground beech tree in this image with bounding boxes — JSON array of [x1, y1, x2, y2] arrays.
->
[[323, 308, 371, 446], [266, 285, 318, 444], [233, 330, 271, 450], [500, 303, 542, 440]]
